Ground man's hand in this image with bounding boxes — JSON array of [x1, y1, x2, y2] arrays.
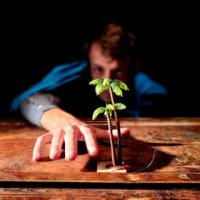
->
[[32, 108, 130, 161]]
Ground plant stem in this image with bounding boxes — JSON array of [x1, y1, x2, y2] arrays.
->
[[109, 86, 122, 165], [106, 115, 117, 166]]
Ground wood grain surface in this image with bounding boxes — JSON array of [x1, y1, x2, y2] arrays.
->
[[0, 118, 199, 199]]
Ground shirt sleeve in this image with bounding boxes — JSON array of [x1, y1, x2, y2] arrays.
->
[[10, 60, 87, 111], [20, 93, 60, 127]]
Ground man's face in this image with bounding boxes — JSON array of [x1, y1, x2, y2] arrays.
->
[[89, 42, 130, 102]]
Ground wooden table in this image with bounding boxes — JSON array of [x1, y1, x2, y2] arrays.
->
[[0, 118, 199, 199]]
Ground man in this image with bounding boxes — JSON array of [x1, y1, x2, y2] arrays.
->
[[11, 23, 168, 161]]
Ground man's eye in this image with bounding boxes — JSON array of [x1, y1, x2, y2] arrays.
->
[[112, 69, 123, 77], [116, 71, 123, 77], [93, 67, 103, 73]]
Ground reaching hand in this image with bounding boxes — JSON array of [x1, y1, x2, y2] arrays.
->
[[32, 108, 130, 161]]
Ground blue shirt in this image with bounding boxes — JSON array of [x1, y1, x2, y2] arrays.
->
[[11, 60, 168, 119]]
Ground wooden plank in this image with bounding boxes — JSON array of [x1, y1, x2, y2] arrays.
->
[[0, 118, 199, 185], [0, 188, 199, 199]]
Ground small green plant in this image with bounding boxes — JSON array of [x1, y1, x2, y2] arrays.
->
[[89, 78, 129, 166]]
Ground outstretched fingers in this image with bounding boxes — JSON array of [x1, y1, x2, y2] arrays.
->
[[49, 129, 65, 160], [111, 127, 130, 139], [80, 124, 99, 157], [32, 133, 52, 161], [64, 125, 78, 161], [32, 123, 130, 162], [95, 127, 130, 140]]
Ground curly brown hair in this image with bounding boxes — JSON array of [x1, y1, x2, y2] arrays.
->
[[86, 23, 137, 62]]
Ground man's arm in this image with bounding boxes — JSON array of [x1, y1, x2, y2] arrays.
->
[[20, 93, 60, 127], [20, 93, 130, 161]]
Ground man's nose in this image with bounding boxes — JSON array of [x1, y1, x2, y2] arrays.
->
[[104, 70, 114, 79]]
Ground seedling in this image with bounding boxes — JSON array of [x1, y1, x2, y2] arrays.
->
[[89, 78, 129, 167]]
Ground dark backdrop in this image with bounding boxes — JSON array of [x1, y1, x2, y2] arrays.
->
[[1, 3, 199, 118]]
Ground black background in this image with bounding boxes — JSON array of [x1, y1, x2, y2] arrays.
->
[[1, 3, 199, 118]]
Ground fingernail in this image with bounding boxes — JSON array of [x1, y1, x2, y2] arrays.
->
[[89, 147, 98, 157], [50, 149, 60, 160], [32, 152, 40, 161], [65, 153, 76, 161]]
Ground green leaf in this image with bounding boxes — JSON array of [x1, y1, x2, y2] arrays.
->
[[95, 84, 108, 95], [89, 79, 103, 85], [104, 104, 114, 118], [111, 82, 123, 97], [105, 109, 112, 118], [112, 79, 120, 85], [103, 78, 112, 87], [92, 107, 105, 120], [119, 80, 129, 91], [106, 104, 114, 111], [114, 103, 126, 110]]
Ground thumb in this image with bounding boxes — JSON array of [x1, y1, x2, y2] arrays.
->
[[95, 127, 130, 140]]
